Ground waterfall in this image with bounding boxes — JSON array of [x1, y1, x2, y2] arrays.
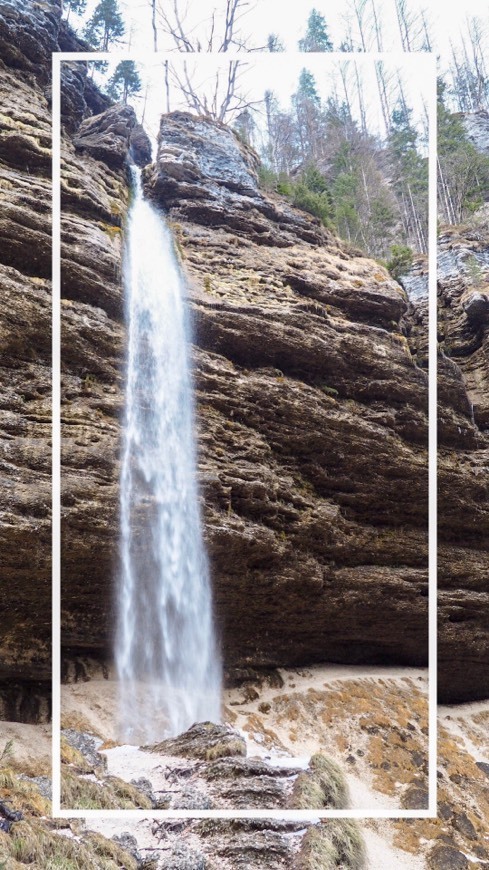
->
[[115, 166, 221, 743]]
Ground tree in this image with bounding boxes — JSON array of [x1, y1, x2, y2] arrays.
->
[[267, 33, 285, 52], [293, 69, 322, 161], [106, 61, 142, 105], [87, 60, 109, 80], [169, 60, 259, 123], [298, 9, 333, 51], [388, 102, 428, 251], [233, 108, 256, 146], [437, 77, 489, 223], [154, 0, 254, 52], [63, 0, 87, 23], [84, 0, 125, 50]]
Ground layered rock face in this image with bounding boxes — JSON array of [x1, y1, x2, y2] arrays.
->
[[141, 112, 430, 677], [0, 0, 62, 717], [436, 221, 489, 702], [60, 100, 151, 656], [0, 0, 150, 717], [1, 0, 487, 713]]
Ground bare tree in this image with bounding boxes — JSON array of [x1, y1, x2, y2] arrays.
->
[[154, 0, 257, 53], [168, 59, 260, 123]]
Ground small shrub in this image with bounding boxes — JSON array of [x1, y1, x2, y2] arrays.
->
[[206, 739, 247, 761], [291, 754, 349, 809], [297, 820, 366, 869], [292, 183, 333, 227], [465, 253, 484, 287], [386, 244, 413, 280]]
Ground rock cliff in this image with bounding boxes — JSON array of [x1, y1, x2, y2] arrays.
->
[[139, 112, 432, 678], [0, 0, 63, 718], [436, 218, 489, 702], [0, 0, 150, 716], [0, 0, 487, 714], [59, 107, 432, 688]]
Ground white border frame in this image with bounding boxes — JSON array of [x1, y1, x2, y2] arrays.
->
[[52, 50, 437, 820]]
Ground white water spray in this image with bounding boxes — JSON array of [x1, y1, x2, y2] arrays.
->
[[115, 167, 221, 743]]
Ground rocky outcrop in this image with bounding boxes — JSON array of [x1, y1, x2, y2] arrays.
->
[[137, 112, 431, 678], [0, 0, 62, 710], [435, 220, 489, 702], [1, 0, 487, 712]]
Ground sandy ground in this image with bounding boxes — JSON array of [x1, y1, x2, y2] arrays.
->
[[61, 664, 429, 813], [438, 699, 489, 764], [83, 816, 426, 869], [0, 720, 51, 773]]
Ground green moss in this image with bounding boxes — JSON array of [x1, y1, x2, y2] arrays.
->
[[319, 385, 339, 398]]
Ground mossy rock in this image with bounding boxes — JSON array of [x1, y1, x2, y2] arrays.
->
[[295, 821, 366, 869], [290, 754, 349, 809]]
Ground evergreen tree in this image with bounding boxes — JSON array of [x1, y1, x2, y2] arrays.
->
[[298, 9, 333, 52], [106, 61, 142, 105], [438, 78, 489, 223], [88, 60, 109, 79], [296, 68, 321, 105], [293, 69, 322, 160], [233, 109, 255, 146], [267, 33, 285, 52], [84, 0, 125, 50], [63, 0, 87, 22], [388, 103, 428, 250]]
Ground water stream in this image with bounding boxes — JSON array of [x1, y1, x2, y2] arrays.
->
[[115, 167, 221, 743]]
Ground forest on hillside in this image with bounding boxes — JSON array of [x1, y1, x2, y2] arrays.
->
[[62, 0, 489, 268]]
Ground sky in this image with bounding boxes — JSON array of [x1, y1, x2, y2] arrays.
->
[[77, 53, 433, 150], [64, 0, 488, 149], [73, 0, 489, 58]]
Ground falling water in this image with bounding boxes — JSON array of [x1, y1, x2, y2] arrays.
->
[[115, 166, 221, 743]]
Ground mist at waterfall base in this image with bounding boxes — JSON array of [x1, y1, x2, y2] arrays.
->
[[115, 167, 221, 744]]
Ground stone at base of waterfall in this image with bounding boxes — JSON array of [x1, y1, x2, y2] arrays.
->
[[62, 729, 107, 772], [428, 845, 471, 869], [170, 787, 213, 810], [129, 777, 156, 807], [142, 721, 246, 760]]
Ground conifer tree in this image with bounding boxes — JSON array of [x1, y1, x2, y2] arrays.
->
[[298, 9, 333, 52], [437, 78, 489, 223], [106, 61, 142, 105], [293, 69, 322, 161], [84, 0, 125, 50], [63, 0, 87, 23]]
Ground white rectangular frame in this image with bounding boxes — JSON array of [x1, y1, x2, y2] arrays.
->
[[52, 50, 437, 820]]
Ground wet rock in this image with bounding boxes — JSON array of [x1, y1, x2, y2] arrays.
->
[[144, 722, 246, 760], [0, 0, 61, 79], [476, 761, 489, 778], [18, 774, 52, 799], [159, 844, 206, 870], [435, 224, 489, 701], [428, 844, 469, 869], [401, 784, 429, 809], [61, 729, 107, 772], [170, 788, 214, 810], [112, 832, 140, 861], [463, 289, 489, 323], [452, 812, 478, 840], [130, 123, 152, 167], [130, 777, 156, 807], [74, 103, 141, 169]]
